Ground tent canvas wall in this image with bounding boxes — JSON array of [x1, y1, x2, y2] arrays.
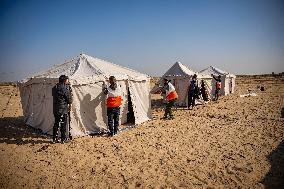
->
[[151, 62, 212, 106], [19, 54, 152, 137], [198, 66, 236, 97]]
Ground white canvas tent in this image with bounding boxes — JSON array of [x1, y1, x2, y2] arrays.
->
[[18, 53, 152, 137], [198, 66, 236, 96], [151, 62, 212, 106]]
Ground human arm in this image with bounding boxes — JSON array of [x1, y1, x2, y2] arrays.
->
[[103, 87, 108, 95], [59, 85, 72, 105], [66, 88, 72, 105], [211, 74, 217, 81]]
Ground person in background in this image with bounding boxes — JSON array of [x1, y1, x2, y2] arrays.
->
[[161, 78, 178, 119], [52, 75, 72, 144], [200, 80, 209, 101], [104, 76, 122, 136], [188, 74, 198, 109], [212, 74, 222, 101]]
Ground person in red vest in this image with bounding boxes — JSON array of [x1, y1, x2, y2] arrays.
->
[[161, 78, 178, 120], [212, 74, 222, 101], [104, 76, 122, 136]]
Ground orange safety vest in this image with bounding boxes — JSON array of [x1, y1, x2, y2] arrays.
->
[[166, 82, 178, 101], [216, 82, 221, 89], [106, 86, 122, 108]]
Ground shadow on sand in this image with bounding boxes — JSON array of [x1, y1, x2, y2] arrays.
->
[[261, 140, 284, 188], [151, 99, 165, 109], [0, 116, 51, 145]]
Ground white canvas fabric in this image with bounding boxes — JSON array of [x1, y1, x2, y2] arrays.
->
[[163, 62, 196, 76], [166, 82, 176, 97], [198, 66, 236, 96], [18, 54, 151, 137], [151, 62, 211, 106], [107, 86, 122, 98]]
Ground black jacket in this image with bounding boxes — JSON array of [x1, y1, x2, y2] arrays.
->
[[52, 83, 72, 115]]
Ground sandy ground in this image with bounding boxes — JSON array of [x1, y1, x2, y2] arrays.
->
[[0, 75, 283, 188]]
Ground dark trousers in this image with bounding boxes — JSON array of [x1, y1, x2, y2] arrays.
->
[[164, 99, 176, 118], [53, 114, 68, 142], [107, 107, 120, 135], [215, 89, 220, 101], [201, 89, 208, 101], [188, 90, 196, 108]]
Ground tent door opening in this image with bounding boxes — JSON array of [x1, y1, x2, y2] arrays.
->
[[127, 88, 135, 124]]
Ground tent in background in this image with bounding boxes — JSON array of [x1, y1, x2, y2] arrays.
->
[[151, 62, 212, 106], [18, 53, 152, 137], [199, 66, 236, 97]]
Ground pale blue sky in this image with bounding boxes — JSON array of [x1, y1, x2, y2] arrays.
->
[[0, 0, 283, 81]]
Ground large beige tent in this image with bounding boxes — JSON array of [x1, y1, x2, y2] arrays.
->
[[19, 54, 151, 137], [151, 62, 212, 106], [198, 66, 236, 96]]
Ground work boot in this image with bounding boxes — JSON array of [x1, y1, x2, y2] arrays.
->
[[108, 132, 115, 137]]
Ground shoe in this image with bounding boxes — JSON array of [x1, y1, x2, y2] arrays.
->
[[61, 139, 70, 144], [108, 133, 114, 137], [169, 117, 174, 120], [52, 139, 60, 144]]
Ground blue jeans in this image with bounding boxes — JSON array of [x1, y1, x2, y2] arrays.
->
[[107, 107, 120, 135]]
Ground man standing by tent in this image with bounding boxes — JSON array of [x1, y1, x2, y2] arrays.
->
[[188, 74, 198, 109], [52, 75, 73, 143], [212, 74, 222, 101], [104, 76, 122, 136], [161, 79, 178, 119]]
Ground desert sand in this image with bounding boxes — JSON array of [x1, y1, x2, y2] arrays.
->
[[0, 75, 283, 188]]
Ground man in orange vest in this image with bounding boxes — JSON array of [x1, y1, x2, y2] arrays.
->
[[104, 76, 122, 136], [212, 74, 222, 101], [161, 78, 178, 120]]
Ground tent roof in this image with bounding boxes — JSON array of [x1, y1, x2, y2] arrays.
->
[[199, 66, 236, 77], [163, 62, 196, 77], [151, 62, 197, 94], [22, 53, 149, 83]]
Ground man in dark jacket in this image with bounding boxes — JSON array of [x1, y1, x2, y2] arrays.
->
[[188, 74, 198, 109], [52, 75, 72, 143]]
